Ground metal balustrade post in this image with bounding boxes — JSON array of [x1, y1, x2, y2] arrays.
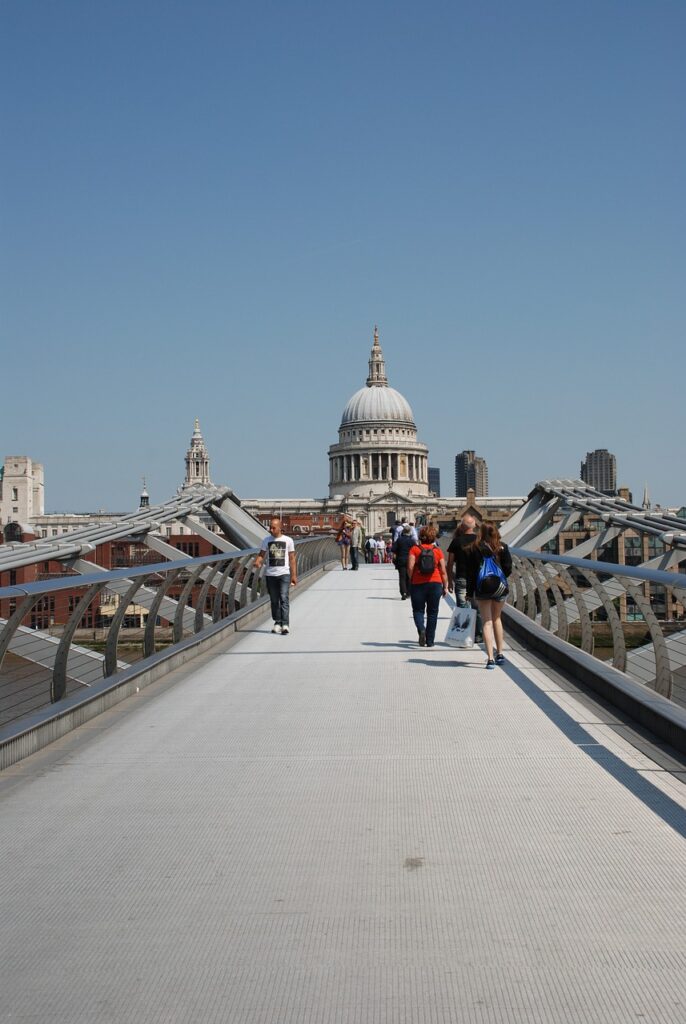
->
[[104, 577, 149, 677], [52, 582, 107, 702], [213, 558, 240, 621], [0, 594, 42, 671], [195, 561, 227, 633], [547, 573, 569, 642], [173, 564, 208, 643], [557, 566, 594, 655], [578, 569, 627, 672], [227, 555, 253, 615], [248, 556, 262, 606], [530, 563, 552, 631], [619, 581, 673, 699], [518, 558, 539, 621], [143, 569, 182, 658], [509, 564, 525, 612]]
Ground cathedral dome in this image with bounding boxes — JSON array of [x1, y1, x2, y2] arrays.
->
[[328, 327, 429, 502], [340, 386, 415, 427], [338, 326, 416, 428]]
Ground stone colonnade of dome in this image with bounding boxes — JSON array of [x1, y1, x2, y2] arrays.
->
[[329, 445, 428, 488]]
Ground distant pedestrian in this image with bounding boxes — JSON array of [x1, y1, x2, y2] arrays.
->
[[336, 519, 352, 569], [456, 523, 512, 669], [393, 518, 418, 544], [364, 536, 373, 563], [392, 523, 414, 599], [350, 520, 362, 571], [253, 517, 297, 635], [407, 525, 448, 647]]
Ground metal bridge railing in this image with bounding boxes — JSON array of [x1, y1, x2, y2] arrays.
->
[[0, 536, 339, 731], [509, 547, 686, 702]]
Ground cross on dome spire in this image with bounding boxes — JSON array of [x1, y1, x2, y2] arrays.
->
[[366, 325, 388, 387]]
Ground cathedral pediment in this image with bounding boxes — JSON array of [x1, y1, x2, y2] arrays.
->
[[364, 489, 424, 506]]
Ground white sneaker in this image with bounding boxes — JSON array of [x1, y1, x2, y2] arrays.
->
[[281, 626, 290, 635], [272, 624, 282, 634]]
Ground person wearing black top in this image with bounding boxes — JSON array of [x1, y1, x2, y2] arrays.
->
[[391, 523, 415, 599], [447, 514, 483, 641], [455, 523, 512, 670]]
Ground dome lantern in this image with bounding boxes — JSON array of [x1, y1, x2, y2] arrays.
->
[[366, 325, 388, 387]]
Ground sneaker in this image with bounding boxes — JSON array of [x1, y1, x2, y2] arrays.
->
[[281, 626, 290, 635], [495, 652, 505, 665], [271, 624, 282, 634], [486, 659, 495, 670], [418, 630, 427, 647], [426, 642, 434, 648]]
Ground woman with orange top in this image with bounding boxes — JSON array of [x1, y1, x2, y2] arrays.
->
[[407, 525, 449, 647]]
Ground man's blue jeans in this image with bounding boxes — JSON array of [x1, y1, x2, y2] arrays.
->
[[266, 574, 290, 626], [410, 581, 443, 645]]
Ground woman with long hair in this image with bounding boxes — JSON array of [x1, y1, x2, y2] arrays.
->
[[336, 519, 352, 569], [456, 522, 512, 669]]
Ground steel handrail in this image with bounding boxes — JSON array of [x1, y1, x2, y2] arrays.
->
[[509, 546, 686, 701], [0, 535, 340, 730], [510, 547, 686, 592], [0, 536, 332, 600]]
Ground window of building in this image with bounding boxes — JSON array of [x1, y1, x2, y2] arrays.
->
[[176, 541, 200, 558], [51, 529, 58, 537], [11, 488, 18, 501]]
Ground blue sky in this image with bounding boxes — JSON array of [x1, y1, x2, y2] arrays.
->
[[2, 1, 683, 510]]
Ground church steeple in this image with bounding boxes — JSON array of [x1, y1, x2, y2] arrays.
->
[[366, 325, 388, 387], [139, 476, 150, 509], [183, 418, 212, 488]]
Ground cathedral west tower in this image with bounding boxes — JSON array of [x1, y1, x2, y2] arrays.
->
[[183, 418, 212, 489]]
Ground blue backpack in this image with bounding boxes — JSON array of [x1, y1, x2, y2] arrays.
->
[[475, 546, 509, 599]]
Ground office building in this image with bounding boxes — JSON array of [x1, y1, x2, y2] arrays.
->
[[455, 450, 488, 497], [581, 449, 617, 495]]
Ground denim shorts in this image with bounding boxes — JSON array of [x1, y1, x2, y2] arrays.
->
[[475, 586, 509, 605]]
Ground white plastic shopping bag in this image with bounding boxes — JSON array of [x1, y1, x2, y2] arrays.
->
[[445, 606, 477, 648]]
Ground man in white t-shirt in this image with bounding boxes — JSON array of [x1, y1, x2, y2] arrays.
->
[[253, 517, 297, 634]]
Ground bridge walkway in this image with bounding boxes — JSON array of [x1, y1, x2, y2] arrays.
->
[[1, 565, 686, 1023]]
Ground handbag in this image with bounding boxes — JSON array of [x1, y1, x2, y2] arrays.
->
[[445, 606, 477, 648]]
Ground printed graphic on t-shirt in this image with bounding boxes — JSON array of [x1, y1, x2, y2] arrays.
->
[[268, 540, 287, 568]]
